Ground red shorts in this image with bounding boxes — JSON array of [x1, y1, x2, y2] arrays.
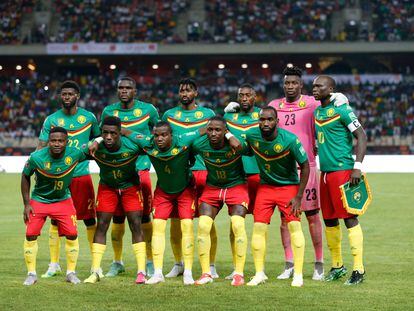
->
[[96, 184, 143, 214], [320, 170, 354, 220], [26, 198, 77, 237], [246, 174, 260, 214], [114, 170, 153, 217], [200, 184, 249, 213], [299, 165, 320, 212], [254, 184, 300, 224], [69, 175, 96, 220], [153, 186, 195, 220]]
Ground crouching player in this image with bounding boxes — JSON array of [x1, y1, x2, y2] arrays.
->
[[84, 116, 146, 284], [21, 127, 86, 285], [192, 116, 249, 286], [246, 107, 310, 287]]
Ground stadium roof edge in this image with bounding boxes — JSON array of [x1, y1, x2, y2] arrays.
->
[[0, 42, 413, 56]]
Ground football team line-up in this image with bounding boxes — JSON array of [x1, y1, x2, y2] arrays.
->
[[21, 66, 368, 287]]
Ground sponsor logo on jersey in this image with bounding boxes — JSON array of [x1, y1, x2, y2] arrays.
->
[[70, 124, 74, 128], [44, 162, 51, 170], [327, 108, 335, 117], [122, 152, 129, 158], [152, 150, 159, 156], [123, 116, 129, 121], [279, 102, 284, 108], [133, 109, 142, 117], [65, 156, 73, 165], [58, 119, 65, 126], [171, 148, 179, 155], [174, 111, 182, 119], [77, 115, 86, 124], [203, 152, 210, 158], [225, 151, 233, 158], [274, 144, 283, 153], [195, 111, 204, 119], [251, 112, 259, 119], [113, 110, 119, 117], [232, 114, 239, 121]]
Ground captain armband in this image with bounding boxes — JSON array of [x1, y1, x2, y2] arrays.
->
[[347, 119, 361, 133]]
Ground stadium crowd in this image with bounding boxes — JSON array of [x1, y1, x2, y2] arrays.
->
[[1, 70, 412, 149]]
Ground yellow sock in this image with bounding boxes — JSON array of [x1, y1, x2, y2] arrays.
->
[[111, 223, 125, 262], [325, 225, 343, 268], [86, 224, 96, 254], [152, 219, 167, 270], [65, 238, 79, 272], [348, 224, 364, 272], [91, 243, 106, 272], [288, 221, 305, 275], [231, 216, 247, 275], [132, 242, 146, 273], [170, 218, 182, 263], [197, 215, 213, 274], [24, 239, 38, 273], [210, 222, 218, 265], [142, 221, 153, 261], [229, 222, 236, 268], [251, 222, 267, 273], [180, 219, 194, 271], [48, 224, 60, 264]]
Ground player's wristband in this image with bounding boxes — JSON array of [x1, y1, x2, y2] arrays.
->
[[225, 132, 234, 140], [94, 137, 104, 144], [353, 162, 362, 170]]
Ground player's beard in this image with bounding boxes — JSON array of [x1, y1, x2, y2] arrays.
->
[[260, 126, 276, 139], [180, 96, 194, 106], [62, 98, 77, 110]]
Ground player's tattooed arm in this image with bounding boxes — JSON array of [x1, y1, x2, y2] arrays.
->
[[21, 174, 34, 223], [350, 126, 367, 186], [288, 160, 310, 217]]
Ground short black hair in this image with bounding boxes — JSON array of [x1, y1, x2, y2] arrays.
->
[[283, 66, 303, 78], [154, 121, 172, 133], [239, 83, 254, 90], [60, 80, 80, 94], [260, 106, 278, 118], [118, 77, 136, 88], [317, 75, 336, 89], [179, 78, 197, 91], [102, 116, 121, 130], [208, 115, 227, 127], [50, 126, 68, 136]]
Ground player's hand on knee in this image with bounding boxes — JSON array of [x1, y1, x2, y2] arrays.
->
[[350, 169, 361, 186], [330, 92, 349, 107], [224, 101, 240, 113], [23, 204, 35, 223], [287, 196, 302, 218]]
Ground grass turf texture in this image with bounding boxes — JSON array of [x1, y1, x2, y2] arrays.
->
[[1, 173, 413, 310]]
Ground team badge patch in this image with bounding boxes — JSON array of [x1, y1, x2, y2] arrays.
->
[[65, 157, 72, 165], [327, 108, 335, 117], [195, 111, 204, 119], [299, 101, 306, 108], [171, 148, 179, 155], [274, 144, 283, 153], [133, 109, 142, 117], [77, 115, 86, 124], [252, 112, 259, 119], [58, 119, 65, 126]]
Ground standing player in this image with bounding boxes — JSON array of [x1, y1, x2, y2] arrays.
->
[[223, 84, 260, 280], [162, 78, 219, 278], [193, 116, 249, 286], [313, 75, 367, 285], [123, 122, 201, 285], [268, 66, 324, 280], [38, 81, 100, 278], [22, 127, 85, 285], [84, 117, 146, 284], [246, 107, 310, 287], [100, 77, 159, 277]]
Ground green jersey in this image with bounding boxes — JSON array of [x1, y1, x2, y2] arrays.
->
[[192, 135, 250, 188], [224, 107, 260, 175], [162, 106, 215, 170], [39, 108, 100, 177], [314, 103, 361, 172], [245, 128, 308, 185], [93, 137, 142, 189], [127, 131, 199, 194], [101, 99, 159, 171], [23, 147, 87, 203]]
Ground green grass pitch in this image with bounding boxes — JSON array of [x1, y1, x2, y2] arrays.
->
[[1, 173, 413, 310]]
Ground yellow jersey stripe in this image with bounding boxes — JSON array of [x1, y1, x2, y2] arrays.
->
[[36, 162, 78, 178], [227, 122, 259, 131], [315, 115, 340, 127], [204, 155, 241, 167], [121, 115, 150, 128], [167, 117, 208, 129], [251, 146, 290, 161], [94, 154, 138, 168], [67, 123, 92, 137]]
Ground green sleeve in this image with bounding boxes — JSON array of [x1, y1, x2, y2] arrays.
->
[[90, 114, 101, 138], [149, 106, 160, 126], [39, 117, 51, 142], [179, 130, 201, 146], [100, 107, 109, 127], [291, 138, 308, 164], [161, 111, 168, 121], [22, 156, 35, 176], [339, 105, 358, 126]]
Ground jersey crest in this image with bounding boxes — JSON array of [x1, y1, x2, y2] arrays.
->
[[274, 144, 283, 153], [133, 109, 142, 117], [64, 156, 72, 165], [77, 115, 86, 124], [194, 111, 203, 119]]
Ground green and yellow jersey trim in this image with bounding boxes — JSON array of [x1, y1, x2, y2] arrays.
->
[[36, 161, 78, 178], [315, 115, 340, 127], [226, 121, 259, 131], [251, 145, 290, 161], [121, 115, 150, 128], [204, 155, 241, 167], [167, 117, 209, 129], [94, 154, 138, 168]]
